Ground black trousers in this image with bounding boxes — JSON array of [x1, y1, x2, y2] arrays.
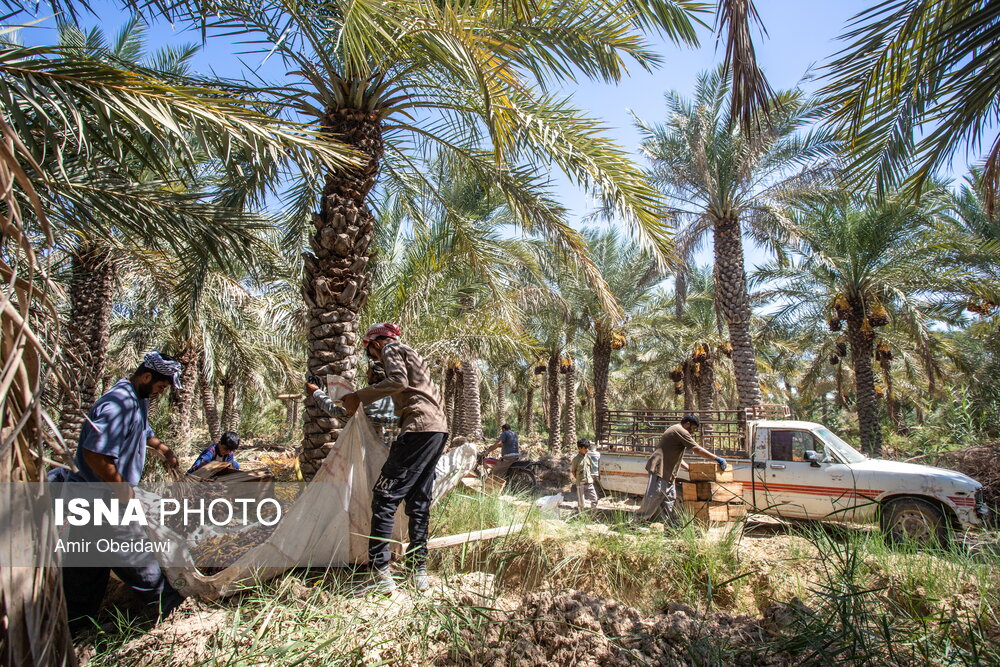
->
[[61, 516, 183, 633], [62, 563, 184, 633], [369, 431, 447, 570]]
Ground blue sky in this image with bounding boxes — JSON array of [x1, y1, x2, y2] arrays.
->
[[18, 1, 916, 270]]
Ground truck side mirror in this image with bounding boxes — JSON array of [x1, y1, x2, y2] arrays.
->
[[804, 450, 823, 467]]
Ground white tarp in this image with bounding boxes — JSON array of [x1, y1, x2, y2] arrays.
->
[[153, 413, 475, 599]]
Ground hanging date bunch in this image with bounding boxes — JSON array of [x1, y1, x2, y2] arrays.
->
[[876, 341, 893, 362], [559, 356, 574, 374], [669, 365, 684, 383], [867, 303, 890, 328], [611, 331, 627, 350], [828, 294, 851, 331]]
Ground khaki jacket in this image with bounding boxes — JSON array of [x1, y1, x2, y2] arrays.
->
[[355, 342, 448, 434], [645, 423, 697, 481]]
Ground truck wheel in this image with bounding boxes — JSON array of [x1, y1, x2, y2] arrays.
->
[[506, 468, 536, 494], [881, 497, 948, 546]]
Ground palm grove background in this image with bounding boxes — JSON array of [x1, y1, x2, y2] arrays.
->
[[3, 1, 1000, 665]]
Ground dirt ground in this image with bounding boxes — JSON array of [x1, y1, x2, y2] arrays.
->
[[82, 451, 995, 665]]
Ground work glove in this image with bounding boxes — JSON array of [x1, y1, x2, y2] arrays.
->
[[715, 456, 729, 471]]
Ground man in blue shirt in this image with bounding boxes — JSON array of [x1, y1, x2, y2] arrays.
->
[[62, 351, 185, 634], [188, 431, 241, 473]]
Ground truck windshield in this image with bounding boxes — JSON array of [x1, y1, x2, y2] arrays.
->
[[814, 427, 867, 464]]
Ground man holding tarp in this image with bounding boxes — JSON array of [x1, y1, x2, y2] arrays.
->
[[59, 351, 185, 633], [320, 323, 448, 593]]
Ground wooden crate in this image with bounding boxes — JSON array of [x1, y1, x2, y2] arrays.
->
[[679, 480, 743, 503], [710, 482, 743, 503], [687, 499, 746, 523], [687, 461, 733, 482]]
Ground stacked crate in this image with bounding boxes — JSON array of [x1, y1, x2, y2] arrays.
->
[[679, 461, 746, 522]]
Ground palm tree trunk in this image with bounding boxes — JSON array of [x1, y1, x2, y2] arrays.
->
[[697, 355, 716, 414], [300, 107, 383, 480], [683, 360, 696, 412], [199, 360, 221, 443], [444, 365, 456, 434], [461, 358, 483, 440], [59, 241, 116, 445], [562, 363, 577, 450], [496, 377, 506, 429], [674, 266, 688, 319], [847, 315, 883, 455], [452, 367, 465, 437], [547, 351, 560, 451], [168, 343, 199, 445], [592, 335, 612, 440], [713, 217, 762, 409], [524, 376, 536, 435]]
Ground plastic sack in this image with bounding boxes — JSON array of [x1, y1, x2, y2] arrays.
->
[[534, 493, 563, 518], [152, 413, 474, 599]]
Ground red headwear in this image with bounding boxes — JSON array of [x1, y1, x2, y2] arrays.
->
[[362, 322, 402, 346]]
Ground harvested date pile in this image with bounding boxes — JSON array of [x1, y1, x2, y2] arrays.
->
[[189, 524, 277, 574]]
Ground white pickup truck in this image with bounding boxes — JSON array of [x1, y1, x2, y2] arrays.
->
[[597, 407, 988, 541]]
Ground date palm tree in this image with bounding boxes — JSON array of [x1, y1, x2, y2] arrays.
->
[[0, 26, 353, 667], [173, 0, 705, 474], [568, 228, 663, 436], [753, 191, 998, 454], [636, 67, 838, 409]]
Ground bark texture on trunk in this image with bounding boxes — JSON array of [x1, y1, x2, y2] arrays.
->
[[460, 358, 483, 440], [452, 368, 465, 437], [713, 217, 762, 409], [674, 267, 687, 320], [300, 107, 383, 479], [496, 378, 506, 429], [682, 360, 696, 412], [592, 335, 612, 440], [524, 376, 536, 435], [199, 360, 221, 443], [444, 365, 457, 434], [59, 242, 116, 444], [847, 315, 883, 455], [697, 355, 716, 414], [561, 358, 577, 450], [546, 351, 560, 452], [168, 344, 199, 445]]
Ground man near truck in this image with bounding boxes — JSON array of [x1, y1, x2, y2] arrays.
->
[[339, 323, 448, 594], [635, 414, 729, 523]]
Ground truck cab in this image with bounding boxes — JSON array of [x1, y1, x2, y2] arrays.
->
[[598, 408, 988, 542]]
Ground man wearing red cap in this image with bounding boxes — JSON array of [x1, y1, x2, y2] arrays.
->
[[340, 323, 448, 593]]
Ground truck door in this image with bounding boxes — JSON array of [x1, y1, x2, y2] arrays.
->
[[746, 426, 781, 513], [765, 429, 858, 520]]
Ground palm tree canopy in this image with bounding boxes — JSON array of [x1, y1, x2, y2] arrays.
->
[[636, 66, 838, 253], [819, 0, 1000, 211], [167, 0, 714, 277]]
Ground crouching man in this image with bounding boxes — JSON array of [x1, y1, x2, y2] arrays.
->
[[61, 351, 185, 634], [635, 414, 728, 524], [338, 323, 449, 593]]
